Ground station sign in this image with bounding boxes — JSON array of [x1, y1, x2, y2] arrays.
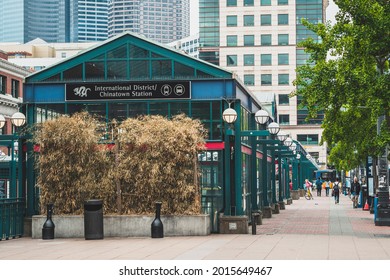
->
[[65, 81, 191, 101]]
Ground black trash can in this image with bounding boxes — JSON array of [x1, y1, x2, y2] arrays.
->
[[84, 199, 104, 240]]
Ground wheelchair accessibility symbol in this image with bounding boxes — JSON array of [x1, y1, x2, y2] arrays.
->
[[174, 84, 185, 96]]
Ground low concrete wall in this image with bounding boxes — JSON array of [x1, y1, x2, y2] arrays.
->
[[32, 214, 210, 239]]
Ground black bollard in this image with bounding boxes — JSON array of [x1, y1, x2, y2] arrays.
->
[[251, 212, 258, 235], [151, 202, 164, 238], [42, 203, 55, 239]]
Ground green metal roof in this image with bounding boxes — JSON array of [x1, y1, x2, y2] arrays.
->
[[25, 31, 233, 83]]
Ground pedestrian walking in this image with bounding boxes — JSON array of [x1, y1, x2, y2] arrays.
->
[[333, 178, 340, 204], [315, 177, 322, 196], [350, 176, 361, 208], [289, 180, 293, 191], [325, 179, 330, 196]]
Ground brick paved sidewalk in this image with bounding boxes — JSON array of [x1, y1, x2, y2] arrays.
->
[[0, 191, 389, 260]]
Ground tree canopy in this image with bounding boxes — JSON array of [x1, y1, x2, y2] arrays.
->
[[292, 0, 390, 170]]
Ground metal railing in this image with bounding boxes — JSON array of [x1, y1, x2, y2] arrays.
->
[[0, 198, 25, 240]]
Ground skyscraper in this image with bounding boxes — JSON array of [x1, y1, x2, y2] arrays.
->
[[78, 0, 109, 42], [108, 0, 190, 44], [198, 0, 329, 166], [0, 0, 78, 43]]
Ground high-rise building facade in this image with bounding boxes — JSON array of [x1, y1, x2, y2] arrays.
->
[[0, 0, 78, 43], [108, 0, 190, 44], [199, 0, 329, 166], [78, 0, 109, 42], [0, 0, 108, 43]]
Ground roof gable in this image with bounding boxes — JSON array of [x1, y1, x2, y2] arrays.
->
[[26, 32, 232, 83]]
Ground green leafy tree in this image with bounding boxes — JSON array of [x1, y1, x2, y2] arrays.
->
[[292, 0, 390, 171]]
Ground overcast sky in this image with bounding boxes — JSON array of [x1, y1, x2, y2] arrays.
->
[[190, 1, 340, 35]]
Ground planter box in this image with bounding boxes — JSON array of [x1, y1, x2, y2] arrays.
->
[[32, 214, 210, 239]]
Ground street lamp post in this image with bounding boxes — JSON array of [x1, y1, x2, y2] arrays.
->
[[0, 112, 26, 199]]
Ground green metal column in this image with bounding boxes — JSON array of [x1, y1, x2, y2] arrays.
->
[[251, 137, 258, 211], [26, 105, 36, 216], [271, 146, 277, 204], [262, 142, 269, 207], [223, 129, 233, 216], [233, 106, 242, 216], [292, 158, 299, 191]]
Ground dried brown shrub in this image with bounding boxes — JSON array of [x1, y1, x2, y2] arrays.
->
[[34, 112, 206, 215]]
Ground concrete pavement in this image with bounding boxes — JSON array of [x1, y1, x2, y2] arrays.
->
[[0, 192, 389, 260]]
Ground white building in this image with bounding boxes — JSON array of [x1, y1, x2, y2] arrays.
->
[[198, 0, 329, 167]]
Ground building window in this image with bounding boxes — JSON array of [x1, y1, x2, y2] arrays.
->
[[244, 0, 254, 6], [261, 0, 271, 5], [261, 34, 272, 45], [297, 134, 319, 145], [0, 75, 6, 94], [61, 52, 67, 58], [278, 74, 289, 85], [279, 94, 290, 105], [227, 15, 237, 27], [244, 54, 255, 66], [261, 14, 271, 26], [11, 79, 20, 98], [244, 15, 254, 26], [278, 34, 289, 45], [227, 35, 238, 46], [278, 0, 288, 5], [261, 74, 272, 85], [279, 114, 290, 125], [244, 35, 255, 46], [278, 14, 289, 25], [227, 0, 237, 6], [227, 55, 237, 66], [244, 74, 255, 86], [278, 53, 289, 65], [261, 54, 272, 65]]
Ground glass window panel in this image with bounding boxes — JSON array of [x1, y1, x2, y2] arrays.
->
[[130, 60, 149, 79], [87, 103, 106, 120], [129, 44, 149, 58], [211, 101, 221, 120], [261, 54, 272, 65], [192, 102, 210, 121], [85, 62, 105, 80], [107, 44, 127, 59], [107, 61, 127, 79], [261, 74, 272, 85], [278, 34, 289, 45], [66, 103, 87, 115], [278, 94, 290, 105], [244, 35, 254, 46], [170, 102, 190, 116], [128, 102, 147, 118], [63, 64, 83, 81], [90, 53, 105, 61], [244, 15, 254, 26], [174, 61, 195, 78], [278, 53, 289, 65], [227, 0, 237, 6], [149, 102, 168, 117], [261, 14, 271, 26], [244, 54, 254, 66], [278, 74, 289, 85], [227, 35, 238, 46], [279, 114, 290, 125], [244, 74, 255, 86], [227, 55, 237, 66], [211, 122, 222, 140], [261, 34, 272, 45], [108, 103, 127, 121], [43, 73, 61, 82], [261, 0, 271, 5], [244, 0, 254, 6], [278, 0, 288, 4], [152, 60, 172, 78], [226, 15, 237, 27], [278, 14, 289, 25]]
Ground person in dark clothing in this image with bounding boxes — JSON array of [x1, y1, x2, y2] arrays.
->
[[315, 177, 322, 196], [333, 178, 340, 204], [350, 176, 361, 208]]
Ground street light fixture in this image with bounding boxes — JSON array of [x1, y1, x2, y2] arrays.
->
[[255, 109, 270, 125], [284, 137, 293, 147], [290, 142, 297, 151], [296, 153, 301, 160], [11, 112, 26, 127], [277, 130, 288, 142], [222, 108, 238, 124], [267, 122, 280, 135]]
